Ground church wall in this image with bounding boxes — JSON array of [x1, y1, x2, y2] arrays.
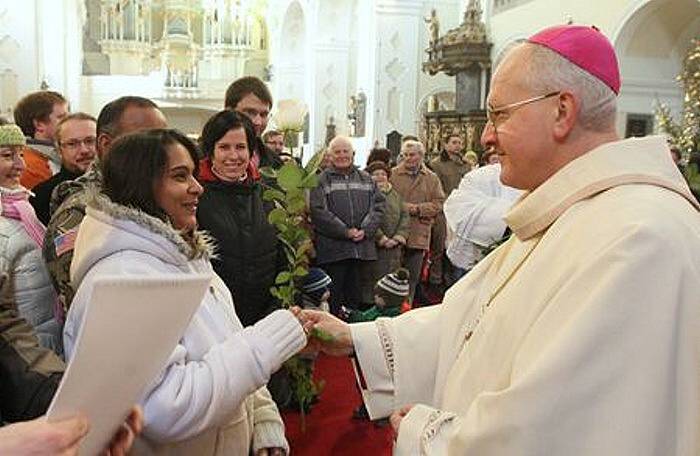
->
[[311, 0, 355, 157], [0, 0, 83, 116], [486, 0, 698, 137], [371, 0, 423, 147]]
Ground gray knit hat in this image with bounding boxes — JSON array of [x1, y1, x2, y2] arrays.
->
[[300, 267, 332, 305], [376, 268, 409, 298]]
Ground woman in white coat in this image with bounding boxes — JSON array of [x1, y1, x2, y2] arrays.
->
[[63, 129, 305, 455], [0, 124, 61, 354]]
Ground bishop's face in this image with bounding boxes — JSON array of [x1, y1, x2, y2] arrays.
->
[[481, 44, 560, 191]]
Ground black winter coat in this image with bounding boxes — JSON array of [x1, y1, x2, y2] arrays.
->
[[197, 169, 282, 327]]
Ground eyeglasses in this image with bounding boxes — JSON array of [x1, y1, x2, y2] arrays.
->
[[60, 137, 97, 150], [486, 91, 560, 133]]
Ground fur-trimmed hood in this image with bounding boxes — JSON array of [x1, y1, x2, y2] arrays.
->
[[70, 190, 215, 287]]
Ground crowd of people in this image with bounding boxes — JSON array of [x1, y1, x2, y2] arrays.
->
[[0, 23, 698, 456], [0, 67, 509, 452], [310, 131, 512, 314]]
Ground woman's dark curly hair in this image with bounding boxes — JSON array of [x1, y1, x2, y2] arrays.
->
[[102, 128, 199, 221]]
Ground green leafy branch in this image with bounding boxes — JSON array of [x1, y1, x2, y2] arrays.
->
[[261, 151, 325, 425], [262, 152, 323, 305], [685, 163, 700, 196]]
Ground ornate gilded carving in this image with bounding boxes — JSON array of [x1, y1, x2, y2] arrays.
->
[[421, 0, 491, 158], [423, 0, 492, 77]]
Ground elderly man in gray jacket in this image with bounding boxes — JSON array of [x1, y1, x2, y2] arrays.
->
[[310, 136, 385, 315]]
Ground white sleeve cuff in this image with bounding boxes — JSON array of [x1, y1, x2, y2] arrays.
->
[[250, 310, 306, 373], [252, 421, 289, 455], [395, 404, 458, 456], [350, 321, 395, 419]]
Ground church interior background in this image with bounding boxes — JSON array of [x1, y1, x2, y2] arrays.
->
[[0, 0, 697, 164]]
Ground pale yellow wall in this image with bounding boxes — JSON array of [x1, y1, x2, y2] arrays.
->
[[488, 0, 644, 56], [487, 0, 700, 135]]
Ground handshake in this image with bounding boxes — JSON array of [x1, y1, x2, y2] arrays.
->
[[291, 308, 355, 356], [290, 307, 415, 437]]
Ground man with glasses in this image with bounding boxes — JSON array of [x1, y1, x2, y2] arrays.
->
[[30, 113, 96, 224], [304, 25, 700, 455]]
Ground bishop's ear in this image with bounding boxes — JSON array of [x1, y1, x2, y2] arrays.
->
[[552, 91, 578, 141]]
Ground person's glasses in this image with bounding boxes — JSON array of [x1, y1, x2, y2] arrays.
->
[[60, 136, 97, 150], [486, 91, 560, 133]]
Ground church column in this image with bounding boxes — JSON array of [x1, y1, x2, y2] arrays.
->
[[34, 0, 83, 103], [313, 40, 352, 145], [371, 0, 424, 141]]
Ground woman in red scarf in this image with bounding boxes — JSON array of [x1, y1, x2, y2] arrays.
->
[[196, 111, 283, 328]]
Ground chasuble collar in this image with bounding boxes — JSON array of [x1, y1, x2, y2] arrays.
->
[[505, 136, 699, 241]]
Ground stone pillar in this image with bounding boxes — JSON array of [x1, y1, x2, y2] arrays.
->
[[372, 0, 424, 140], [313, 41, 352, 142]]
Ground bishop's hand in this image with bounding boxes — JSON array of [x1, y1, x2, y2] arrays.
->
[[390, 405, 414, 441], [299, 309, 354, 356]]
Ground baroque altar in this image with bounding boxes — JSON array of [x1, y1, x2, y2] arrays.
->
[[422, 0, 492, 158]]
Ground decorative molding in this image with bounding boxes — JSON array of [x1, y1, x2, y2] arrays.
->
[[390, 32, 400, 51], [315, 42, 351, 52], [375, 0, 423, 17], [0, 35, 19, 68], [386, 86, 400, 126], [322, 64, 337, 99], [620, 77, 684, 97], [492, 0, 536, 15], [0, 7, 8, 37], [385, 57, 406, 82]]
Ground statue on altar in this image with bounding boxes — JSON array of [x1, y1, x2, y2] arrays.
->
[[421, 0, 492, 157], [424, 9, 440, 48], [348, 96, 357, 136]]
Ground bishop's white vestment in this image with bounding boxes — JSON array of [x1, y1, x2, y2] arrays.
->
[[351, 136, 700, 455]]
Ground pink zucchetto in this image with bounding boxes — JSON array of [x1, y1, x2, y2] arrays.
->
[[528, 25, 621, 95]]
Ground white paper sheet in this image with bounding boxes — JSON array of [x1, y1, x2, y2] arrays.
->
[[47, 274, 211, 455]]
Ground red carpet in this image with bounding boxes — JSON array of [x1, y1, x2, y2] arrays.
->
[[283, 355, 393, 455]]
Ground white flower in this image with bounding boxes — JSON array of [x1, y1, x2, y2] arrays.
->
[[273, 99, 307, 132]]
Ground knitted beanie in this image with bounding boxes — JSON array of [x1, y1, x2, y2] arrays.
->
[[0, 125, 26, 147], [300, 267, 332, 305], [375, 268, 409, 308]]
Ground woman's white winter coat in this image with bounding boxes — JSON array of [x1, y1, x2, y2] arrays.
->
[[0, 187, 61, 354], [63, 194, 305, 455]]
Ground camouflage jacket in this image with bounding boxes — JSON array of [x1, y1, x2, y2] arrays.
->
[[0, 265, 63, 422], [42, 161, 102, 315]]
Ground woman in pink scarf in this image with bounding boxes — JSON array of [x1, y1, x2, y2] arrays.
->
[[0, 124, 62, 355]]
